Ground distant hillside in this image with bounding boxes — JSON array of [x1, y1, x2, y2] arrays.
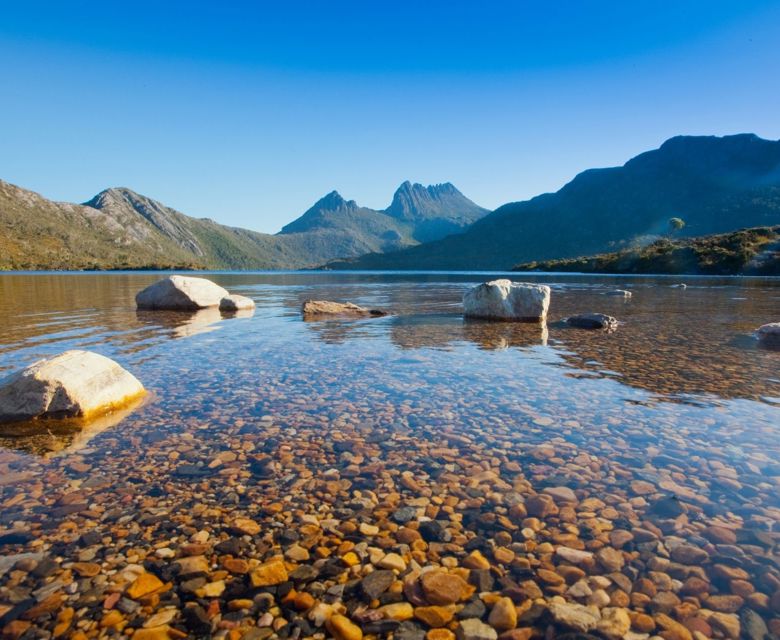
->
[[328, 134, 780, 270], [0, 180, 486, 271], [513, 226, 780, 275]]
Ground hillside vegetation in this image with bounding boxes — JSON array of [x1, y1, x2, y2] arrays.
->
[[512, 226, 780, 275]]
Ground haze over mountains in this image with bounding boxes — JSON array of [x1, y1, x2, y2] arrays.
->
[[330, 134, 780, 270], [0, 180, 487, 270], [2, 134, 779, 272]]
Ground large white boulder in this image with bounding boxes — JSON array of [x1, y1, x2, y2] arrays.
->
[[757, 322, 780, 348], [0, 350, 145, 426], [136, 275, 229, 310], [463, 280, 550, 321]]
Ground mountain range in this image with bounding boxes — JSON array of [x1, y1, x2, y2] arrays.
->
[[0, 180, 487, 270], [328, 134, 780, 270], [2, 133, 780, 272]]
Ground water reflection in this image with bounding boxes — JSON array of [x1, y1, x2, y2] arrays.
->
[[135, 307, 255, 339], [0, 395, 148, 457]]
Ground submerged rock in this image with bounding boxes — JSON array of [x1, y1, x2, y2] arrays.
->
[[136, 275, 229, 310], [463, 280, 550, 322], [219, 294, 255, 311], [0, 350, 144, 427], [301, 300, 387, 317], [566, 313, 618, 330], [756, 322, 780, 348]]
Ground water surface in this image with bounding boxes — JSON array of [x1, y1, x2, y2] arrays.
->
[[0, 271, 778, 635]]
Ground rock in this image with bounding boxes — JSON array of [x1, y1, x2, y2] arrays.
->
[[542, 486, 577, 502], [488, 597, 517, 631], [670, 544, 708, 565], [219, 295, 255, 311], [596, 607, 631, 638], [361, 570, 396, 599], [596, 547, 624, 572], [126, 573, 164, 599], [462, 280, 550, 322], [396, 621, 426, 640], [566, 313, 618, 330], [327, 614, 363, 640], [555, 547, 593, 564], [420, 571, 470, 605], [654, 613, 693, 640], [136, 275, 230, 310], [414, 605, 456, 628], [377, 553, 407, 572], [605, 289, 632, 298], [708, 612, 740, 639], [456, 618, 498, 640], [250, 560, 288, 587], [757, 323, 780, 348], [0, 350, 145, 426], [379, 602, 415, 621], [301, 300, 387, 317], [741, 609, 768, 640], [547, 602, 600, 632], [231, 517, 261, 536]]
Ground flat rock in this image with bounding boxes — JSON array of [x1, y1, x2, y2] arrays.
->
[[0, 350, 145, 427], [463, 280, 550, 322], [302, 300, 387, 317], [136, 275, 229, 310]]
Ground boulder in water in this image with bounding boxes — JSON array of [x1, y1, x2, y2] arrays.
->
[[219, 295, 255, 311], [302, 300, 387, 318], [756, 323, 780, 348], [463, 280, 550, 322], [136, 275, 229, 310], [0, 350, 145, 428], [566, 313, 618, 330]]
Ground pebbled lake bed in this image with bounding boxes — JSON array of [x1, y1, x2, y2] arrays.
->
[[0, 271, 778, 639]]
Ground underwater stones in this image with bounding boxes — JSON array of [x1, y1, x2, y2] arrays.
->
[[361, 569, 395, 599], [219, 294, 255, 311], [463, 280, 550, 322], [327, 614, 363, 640], [0, 350, 145, 427], [566, 313, 618, 330], [301, 300, 387, 317], [135, 275, 229, 310], [487, 597, 517, 631]]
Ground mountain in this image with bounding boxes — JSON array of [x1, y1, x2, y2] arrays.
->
[[328, 134, 780, 270], [384, 181, 489, 242], [278, 182, 488, 247], [0, 179, 487, 270], [513, 226, 780, 275]]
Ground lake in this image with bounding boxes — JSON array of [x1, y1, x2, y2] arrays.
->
[[0, 271, 778, 638]]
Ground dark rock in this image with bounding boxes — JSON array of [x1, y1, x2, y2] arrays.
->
[[566, 313, 618, 330], [361, 570, 395, 600]]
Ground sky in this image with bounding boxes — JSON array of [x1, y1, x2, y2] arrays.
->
[[1, 1, 779, 233]]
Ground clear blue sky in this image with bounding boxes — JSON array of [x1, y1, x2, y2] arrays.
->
[[2, 1, 779, 233]]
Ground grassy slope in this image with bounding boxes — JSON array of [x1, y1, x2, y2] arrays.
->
[[512, 226, 780, 275], [0, 181, 201, 270]]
